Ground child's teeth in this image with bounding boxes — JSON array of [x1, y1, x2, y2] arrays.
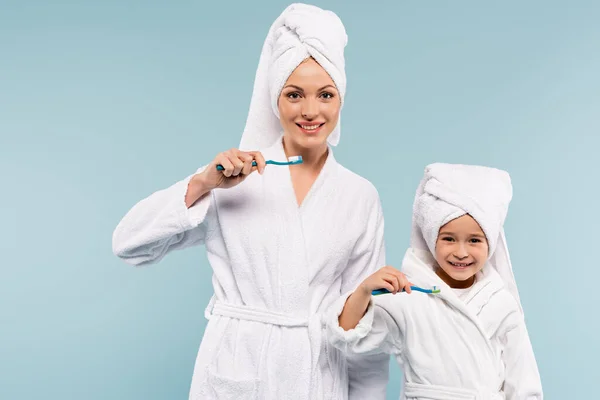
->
[[301, 124, 319, 130]]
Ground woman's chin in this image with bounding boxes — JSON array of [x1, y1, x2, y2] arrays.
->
[[291, 133, 329, 149]]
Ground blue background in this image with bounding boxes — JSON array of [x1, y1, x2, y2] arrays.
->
[[2, 0, 598, 398]]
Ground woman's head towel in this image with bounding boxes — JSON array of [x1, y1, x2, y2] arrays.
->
[[410, 163, 523, 311], [239, 3, 348, 150]]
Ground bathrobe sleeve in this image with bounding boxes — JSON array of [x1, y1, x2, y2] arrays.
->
[[334, 192, 397, 399], [327, 293, 402, 400], [112, 166, 213, 266], [327, 293, 403, 356], [499, 312, 544, 399]]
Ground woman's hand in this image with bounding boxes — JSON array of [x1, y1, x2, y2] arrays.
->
[[185, 148, 266, 207]]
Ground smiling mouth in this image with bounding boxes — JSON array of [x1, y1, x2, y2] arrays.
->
[[448, 261, 474, 268], [296, 123, 325, 133]]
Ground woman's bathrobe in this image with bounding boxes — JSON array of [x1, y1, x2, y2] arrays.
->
[[113, 138, 390, 400]]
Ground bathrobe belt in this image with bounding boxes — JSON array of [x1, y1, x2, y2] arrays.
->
[[404, 382, 504, 400], [210, 301, 325, 398]]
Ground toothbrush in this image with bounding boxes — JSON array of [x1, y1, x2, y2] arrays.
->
[[216, 155, 303, 171], [372, 285, 441, 296]]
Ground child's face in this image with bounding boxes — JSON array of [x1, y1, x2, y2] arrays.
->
[[434, 214, 489, 288]]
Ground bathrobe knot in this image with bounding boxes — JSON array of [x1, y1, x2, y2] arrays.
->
[[211, 301, 327, 398], [404, 382, 504, 400]]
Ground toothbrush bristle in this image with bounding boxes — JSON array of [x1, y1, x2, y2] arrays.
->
[[288, 155, 303, 163]]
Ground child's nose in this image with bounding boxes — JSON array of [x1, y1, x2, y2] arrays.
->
[[454, 245, 469, 259]]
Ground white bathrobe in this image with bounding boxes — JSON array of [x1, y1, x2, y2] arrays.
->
[[327, 248, 543, 400], [113, 3, 391, 398], [112, 138, 390, 399], [326, 163, 543, 399]]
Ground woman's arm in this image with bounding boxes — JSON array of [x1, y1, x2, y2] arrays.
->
[[112, 149, 266, 266], [112, 166, 213, 266]]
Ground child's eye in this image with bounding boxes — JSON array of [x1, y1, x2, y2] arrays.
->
[[441, 237, 454, 242], [469, 238, 482, 243]]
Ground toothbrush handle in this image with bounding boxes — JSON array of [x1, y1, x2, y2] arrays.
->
[[371, 289, 390, 296], [216, 161, 258, 171], [371, 286, 431, 295]]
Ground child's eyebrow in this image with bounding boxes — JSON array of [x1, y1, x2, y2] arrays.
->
[[438, 231, 455, 236], [438, 231, 486, 239], [470, 233, 486, 238]]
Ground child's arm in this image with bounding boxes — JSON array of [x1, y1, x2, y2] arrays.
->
[[340, 266, 412, 330], [327, 266, 411, 355], [500, 314, 544, 399], [338, 286, 373, 330]]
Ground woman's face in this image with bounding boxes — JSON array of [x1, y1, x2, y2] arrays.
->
[[278, 58, 341, 153]]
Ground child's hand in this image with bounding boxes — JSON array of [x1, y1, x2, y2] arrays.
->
[[359, 266, 413, 296], [339, 267, 412, 331]]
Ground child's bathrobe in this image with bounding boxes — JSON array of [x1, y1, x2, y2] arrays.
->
[[327, 163, 543, 400], [113, 138, 390, 400], [327, 248, 543, 400]]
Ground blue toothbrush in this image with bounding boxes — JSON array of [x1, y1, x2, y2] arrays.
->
[[372, 285, 441, 296], [216, 155, 303, 171]]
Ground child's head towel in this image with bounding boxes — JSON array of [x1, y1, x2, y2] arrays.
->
[[410, 163, 523, 311]]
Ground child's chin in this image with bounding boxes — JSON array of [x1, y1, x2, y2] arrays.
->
[[448, 270, 475, 281]]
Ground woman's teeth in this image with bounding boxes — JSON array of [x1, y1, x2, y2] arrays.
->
[[300, 124, 321, 130]]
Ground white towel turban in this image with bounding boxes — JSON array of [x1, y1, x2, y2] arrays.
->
[[410, 163, 523, 311], [239, 3, 348, 151]]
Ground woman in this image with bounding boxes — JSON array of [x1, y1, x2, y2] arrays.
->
[[112, 4, 409, 399]]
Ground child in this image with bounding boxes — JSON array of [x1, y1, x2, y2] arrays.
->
[[327, 163, 543, 399]]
